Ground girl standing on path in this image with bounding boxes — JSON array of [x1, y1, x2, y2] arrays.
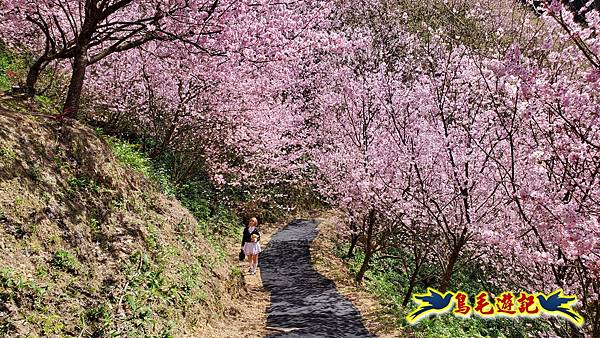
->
[[241, 217, 261, 274]]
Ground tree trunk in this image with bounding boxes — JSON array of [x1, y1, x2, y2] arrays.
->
[[591, 302, 599, 338], [62, 45, 89, 118], [346, 234, 358, 258], [150, 121, 177, 158], [356, 209, 376, 283], [438, 245, 461, 292], [402, 257, 423, 306], [356, 249, 372, 283], [24, 58, 46, 97], [402, 270, 419, 306]]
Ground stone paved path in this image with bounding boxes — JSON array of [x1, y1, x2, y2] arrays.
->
[[260, 219, 375, 338]]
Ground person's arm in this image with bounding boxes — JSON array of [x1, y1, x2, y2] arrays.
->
[[241, 227, 247, 247], [254, 228, 261, 242]]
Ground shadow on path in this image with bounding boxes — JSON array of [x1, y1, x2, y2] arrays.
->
[[260, 219, 375, 337]]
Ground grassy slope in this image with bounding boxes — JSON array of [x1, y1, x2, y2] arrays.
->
[[0, 99, 245, 337]]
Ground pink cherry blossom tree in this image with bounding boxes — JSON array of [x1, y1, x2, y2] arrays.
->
[[0, 0, 231, 116]]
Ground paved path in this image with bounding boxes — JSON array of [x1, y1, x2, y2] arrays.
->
[[260, 219, 375, 337]]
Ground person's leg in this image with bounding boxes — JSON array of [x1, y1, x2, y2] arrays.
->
[[254, 253, 259, 272], [247, 254, 254, 272], [249, 254, 256, 273]]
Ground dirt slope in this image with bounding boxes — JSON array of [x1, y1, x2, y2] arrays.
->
[[0, 102, 244, 337]]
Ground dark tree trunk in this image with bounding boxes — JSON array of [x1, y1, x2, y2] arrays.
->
[[590, 301, 599, 338], [346, 233, 358, 258], [150, 122, 177, 158], [24, 58, 46, 97], [356, 209, 376, 283], [402, 255, 423, 306], [356, 249, 372, 283], [439, 245, 461, 292], [62, 46, 89, 118], [402, 269, 419, 306]]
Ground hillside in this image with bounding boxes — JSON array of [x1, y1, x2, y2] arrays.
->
[[1, 0, 599, 336], [0, 100, 245, 337]]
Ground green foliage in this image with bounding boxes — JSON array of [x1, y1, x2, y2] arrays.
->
[[34, 94, 58, 113], [81, 303, 112, 336], [35, 265, 49, 279], [337, 244, 553, 338], [106, 136, 174, 195], [115, 249, 209, 336], [229, 266, 242, 279], [28, 165, 42, 181], [106, 137, 152, 175], [13, 196, 23, 206], [51, 250, 80, 274], [193, 209, 239, 260], [151, 166, 176, 196], [0, 268, 47, 335], [109, 195, 128, 212], [0, 46, 65, 110], [176, 181, 213, 220], [89, 217, 105, 244], [204, 233, 227, 262], [89, 217, 100, 233], [145, 223, 159, 249], [0, 53, 12, 91], [41, 314, 64, 335], [175, 179, 240, 240], [0, 320, 15, 336], [0, 147, 17, 161], [0, 48, 25, 92], [178, 262, 207, 302], [0, 268, 46, 301], [67, 176, 100, 193]]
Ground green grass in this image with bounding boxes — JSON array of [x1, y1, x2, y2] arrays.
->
[[106, 137, 152, 176], [51, 250, 80, 275], [114, 246, 209, 336], [0, 147, 17, 161], [0, 47, 65, 113], [81, 304, 111, 336], [338, 244, 553, 338], [28, 165, 42, 181], [0, 49, 22, 91], [105, 136, 175, 195], [0, 268, 46, 302], [67, 176, 100, 193], [0, 267, 50, 335]]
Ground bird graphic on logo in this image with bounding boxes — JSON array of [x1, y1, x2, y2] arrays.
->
[[536, 289, 584, 327], [407, 288, 454, 324]]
